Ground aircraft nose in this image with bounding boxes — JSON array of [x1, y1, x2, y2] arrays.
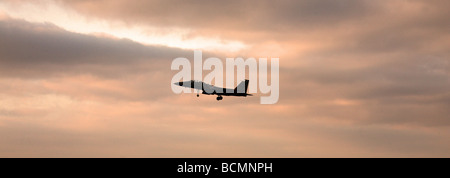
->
[[174, 82, 183, 86]]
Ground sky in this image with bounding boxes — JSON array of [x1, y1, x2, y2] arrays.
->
[[0, 0, 449, 157]]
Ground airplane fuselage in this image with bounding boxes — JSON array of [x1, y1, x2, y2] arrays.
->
[[174, 80, 252, 100]]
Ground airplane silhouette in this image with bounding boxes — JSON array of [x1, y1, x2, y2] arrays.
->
[[174, 80, 252, 101]]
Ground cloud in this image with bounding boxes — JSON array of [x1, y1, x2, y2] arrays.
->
[[51, 0, 450, 47], [0, 1, 450, 157], [0, 18, 193, 77], [60, 0, 374, 30]]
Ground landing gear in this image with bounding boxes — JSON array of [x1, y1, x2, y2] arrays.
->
[[197, 90, 199, 97], [216, 95, 223, 101]]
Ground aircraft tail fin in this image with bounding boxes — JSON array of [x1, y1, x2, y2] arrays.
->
[[234, 80, 249, 94]]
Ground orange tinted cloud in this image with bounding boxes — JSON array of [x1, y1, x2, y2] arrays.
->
[[0, 1, 450, 157]]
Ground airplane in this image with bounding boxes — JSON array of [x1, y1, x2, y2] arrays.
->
[[173, 80, 252, 101]]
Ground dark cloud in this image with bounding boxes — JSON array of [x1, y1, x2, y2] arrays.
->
[[279, 52, 450, 126], [61, 0, 374, 30], [57, 0, 450, 45], [0, 19, 191, 77]]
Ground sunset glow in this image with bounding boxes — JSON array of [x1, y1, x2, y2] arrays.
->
[[0, 0, 449, 158]]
